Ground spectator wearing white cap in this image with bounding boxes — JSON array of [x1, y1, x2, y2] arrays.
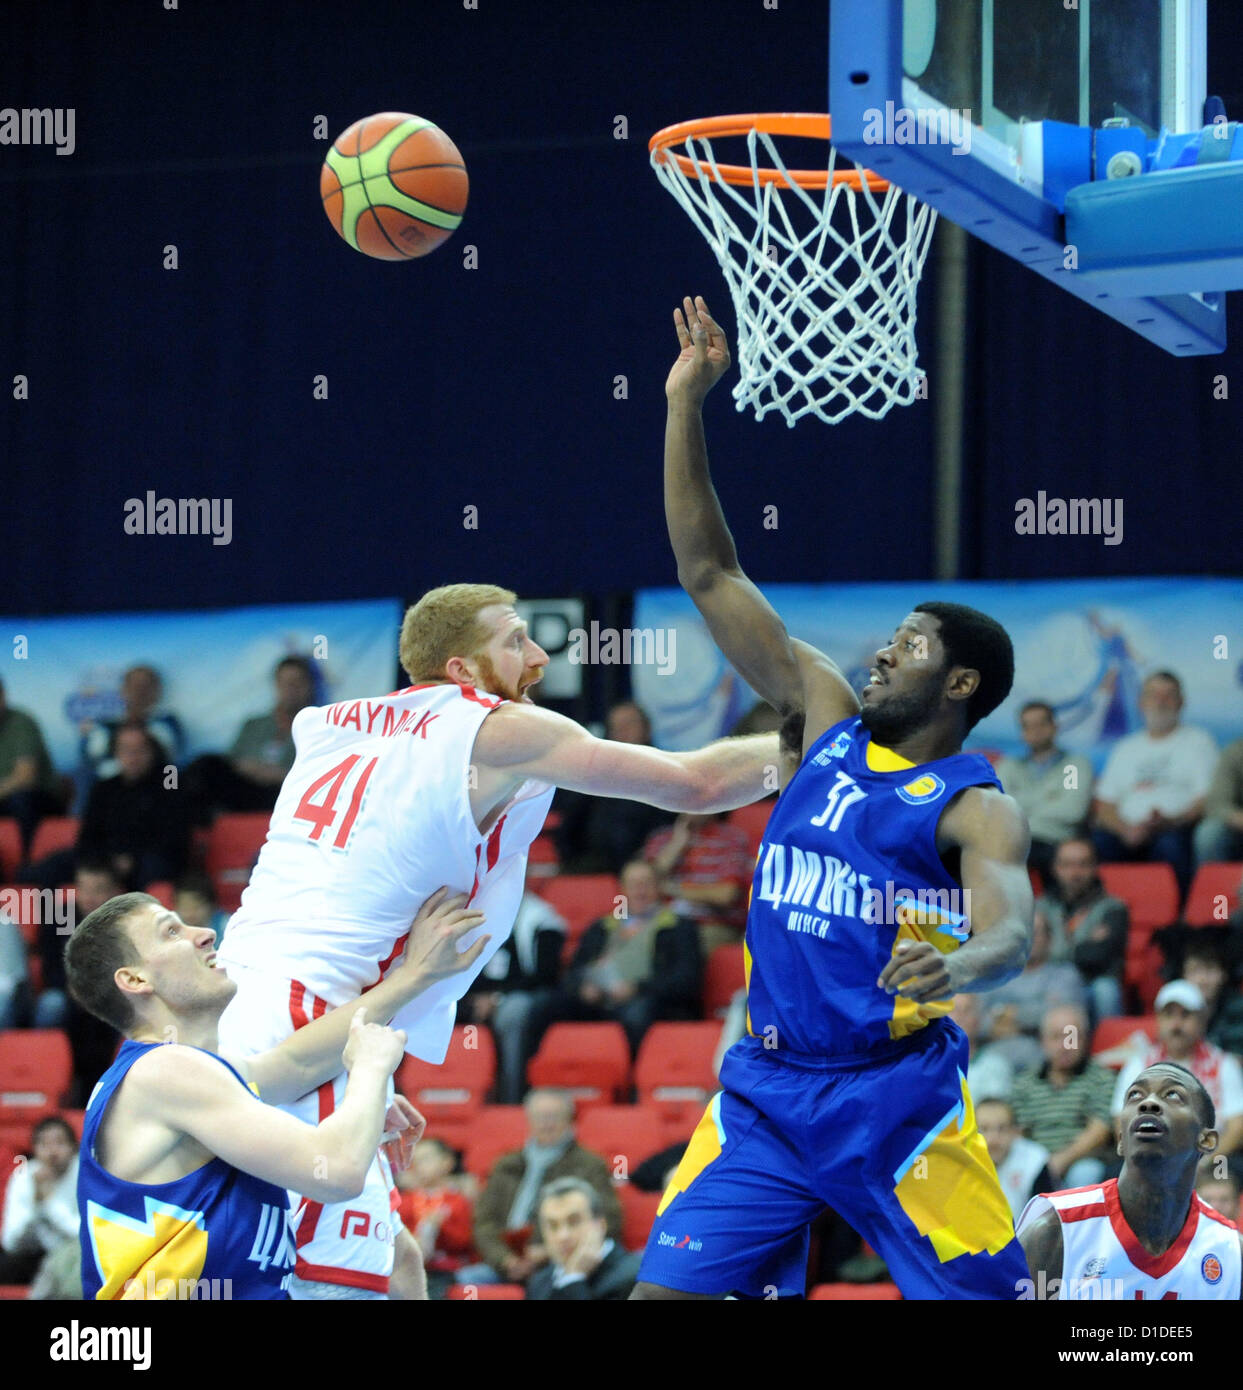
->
[[1109, 979, 1243, 1156]]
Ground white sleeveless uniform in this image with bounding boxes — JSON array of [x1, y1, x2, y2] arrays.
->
[[215, 681, 554, 1294], [1017, 1179, 1241, 1300]]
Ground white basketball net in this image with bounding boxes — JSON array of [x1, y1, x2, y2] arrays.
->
[[651, 127, 938, 426]]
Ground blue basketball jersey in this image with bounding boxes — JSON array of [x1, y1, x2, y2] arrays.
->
[[743, 716, 1002, 1058], [79, 1040, 296, 1300]]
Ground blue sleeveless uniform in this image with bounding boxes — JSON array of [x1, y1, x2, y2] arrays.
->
[[639, 717, 1029, 1299], [80, 1040, 296, 1300]]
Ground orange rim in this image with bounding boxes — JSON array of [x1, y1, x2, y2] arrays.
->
[[648, 113, 889, 192]]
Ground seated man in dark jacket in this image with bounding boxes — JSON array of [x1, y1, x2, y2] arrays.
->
[[1036, 835, 1128, 1025], [531, 859, 702, 1056], [526, 1177, 641, 1301]]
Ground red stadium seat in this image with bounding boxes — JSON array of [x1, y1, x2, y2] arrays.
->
[[145, 879, 175, 909], [576, 1105, 666, 1182], [1098, 863, 1180, 932], [634, 1022, 720, 1135], [526, 834, 559, 876], [205, 812, 271, 911], [28, 817, 78, 864], [1182, 863, 1243, 928], [396, 1024, 496, 1121], [1091, 1014, 1157, 1068], [532, 875, 620, 935], [446, 1282, 526, 1299], [730, 799, 775, 858], [0, 821, 21, 879], [527, 1022, 631, 1105], [702, 943, 746, 1018], [808, 1282, 902, 1300], [0, 1286, 29, 1300], [0, 1030, 72, 1109], [618, 1183, 663, 1251], [462, 1106, 529, 1181]]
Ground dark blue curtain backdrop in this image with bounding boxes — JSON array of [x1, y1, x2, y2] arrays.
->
[[1, 0, 1239, 617]]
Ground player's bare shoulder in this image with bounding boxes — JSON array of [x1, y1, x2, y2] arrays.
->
[[1017, 1207, 1064, 1298], [789, 638, 859, 755], [470, 699, 571, 770], [937, 783, 1029, 859]]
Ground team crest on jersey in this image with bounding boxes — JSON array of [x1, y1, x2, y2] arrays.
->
[[1202, 1253, 1223, 1285], [813, 731, 853, 766], [1080, 1257, 1106, 1280], [896, 773, 946, 805]]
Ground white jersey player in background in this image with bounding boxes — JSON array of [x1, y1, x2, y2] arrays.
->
[[1018, 1062, 1242, 1300], [216, 582, 777, 1299]]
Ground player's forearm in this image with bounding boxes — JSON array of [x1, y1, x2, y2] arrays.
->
[[665, 399, 740, 591], [309, 1063, 391, 1200], [259, 964, 434, 1104], [947, 919, 1029, 993], [677, 734, 778, 812]]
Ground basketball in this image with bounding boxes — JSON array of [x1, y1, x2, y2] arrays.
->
[[320, 112, 468, 261]]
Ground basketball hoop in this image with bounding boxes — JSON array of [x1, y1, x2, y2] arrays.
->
[[649, 114, 938, 426]]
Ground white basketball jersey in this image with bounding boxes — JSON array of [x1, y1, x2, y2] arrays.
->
[[1018, 1179, 1241, 1300], [216, 682, 554, 1063]]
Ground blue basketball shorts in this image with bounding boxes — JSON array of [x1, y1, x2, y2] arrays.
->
[[637, 1021, 1027, 1299]]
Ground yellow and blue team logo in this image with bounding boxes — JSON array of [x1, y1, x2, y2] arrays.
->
[[896, 773, 947, 806]]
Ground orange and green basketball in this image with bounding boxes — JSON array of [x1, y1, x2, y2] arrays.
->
[[320, 112, 468, 261]]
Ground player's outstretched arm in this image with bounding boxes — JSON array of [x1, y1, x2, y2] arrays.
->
[[1018, 1210, 1063, 1300], [474, 702, 777, 812], [664, 296, 857, 731], [127, 1012, 403, 1203], [879, 787, 1032, 1002], [240, 888, 488, 1106]]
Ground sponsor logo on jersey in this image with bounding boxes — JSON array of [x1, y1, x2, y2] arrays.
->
[[895, 773, 946, 805], [656, 1231, 703, 1252], [1202, 1252, 1223, 1285], [1081, 1256, 1107, 1280]]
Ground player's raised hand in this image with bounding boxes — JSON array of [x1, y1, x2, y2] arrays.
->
[[666, 295, 732, 405], [402, 886, 490, 984], [381, 1094, 426, 1173], [877, 940, 954, 1004], [343, 1006, 407, 1076]]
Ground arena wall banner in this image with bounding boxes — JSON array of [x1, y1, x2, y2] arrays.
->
[[1, 598, 404, 771], [633, 578, 1243, 769]]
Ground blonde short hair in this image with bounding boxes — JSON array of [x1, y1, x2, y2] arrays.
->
[[399, 583, 517, 683]]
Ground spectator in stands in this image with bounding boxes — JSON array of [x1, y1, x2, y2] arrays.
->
[[526, 1177, 642, 1301], [995, 702, 1094, 879], [976, 1097, 1055, 1222], [1011, 1003, 1114, 1188], [552, 701, 675, 874], [185, 655, 316, 819], [1110, 980, 1243, 1157], [1196, 735, 1243, 867], [459, 868, 566, 1102], [530, 859, 701, 1056], [173, 873, 231, 948], [76, 664, 185, 808], [1091, 671, 1217, 897], [396, 1137, 475, 1299], [644, 810, 754, 956], [1037, 836, 1127, 1025], [1195, 1160, 1241, 1219], [0, 1116, 80, 1288], [948, 993, 1013, 1101], [977, 912, 1087, 1073], [0, 898, 30, 1028], [0, 679, 64, 859], [459, 1088, 621, 1287], [1179, 932, 1243, 1057]]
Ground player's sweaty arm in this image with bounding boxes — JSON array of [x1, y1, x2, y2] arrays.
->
[[879, 786, 1032, 1002], [664, 296, 858, 746], [238, 888, 487, 1107], [474, 702, 777, 813], [1017, 1210, 1063, 1300], [128, 1011, 404, 1204]]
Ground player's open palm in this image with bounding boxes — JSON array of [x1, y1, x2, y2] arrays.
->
[[666, 295, 731, 404], [403, 886, 490, 984]]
